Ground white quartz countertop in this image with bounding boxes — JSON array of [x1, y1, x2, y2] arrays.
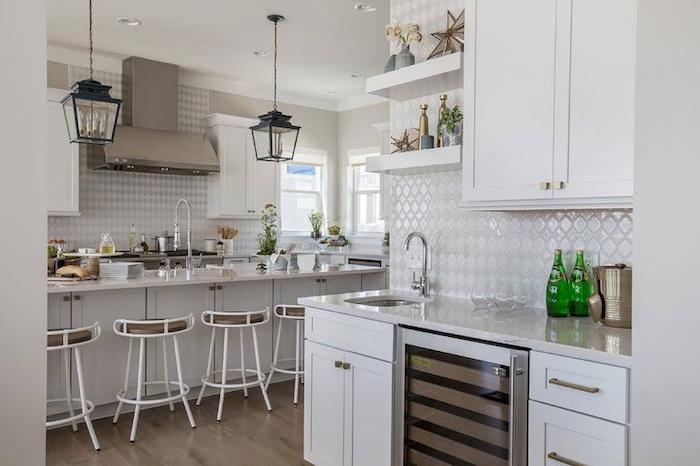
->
[[47, 264, 385, 294], [299, 289, 632, 368]]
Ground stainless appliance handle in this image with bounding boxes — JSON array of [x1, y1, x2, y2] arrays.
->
[[509, 353, 527, 466], [547, 451, 587, 466], [509, 355, 517, 466]]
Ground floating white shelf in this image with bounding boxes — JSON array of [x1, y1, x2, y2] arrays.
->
[[366, 53, 463, 101], [366, 145, 462, 176]]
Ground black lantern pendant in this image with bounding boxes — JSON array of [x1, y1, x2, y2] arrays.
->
[[250, 15, 301, 162], [61, 0, 121, 145]]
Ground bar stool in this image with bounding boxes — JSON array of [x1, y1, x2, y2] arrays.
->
[[46, 322, 101, 451], [196, 308, 272, 421], [112, 315, 196, 443], [265, 305, 305, 404]]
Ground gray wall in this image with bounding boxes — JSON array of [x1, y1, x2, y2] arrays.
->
[[632, 1, 700, 464], [0, 0, 47, 464]]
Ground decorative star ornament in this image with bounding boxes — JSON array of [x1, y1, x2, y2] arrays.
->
[[428, 9, 465, 60], [391, 129, 420, 153]]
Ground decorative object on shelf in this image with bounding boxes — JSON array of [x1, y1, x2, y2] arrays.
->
[[420, 135, 435, 150], [250, 15, 301, 162], [61, 0, 122, 145], [438, 105, 463, 147], [428, 9, 465, 60], [256, 204, 279, 255], [385, 22, 423, 70], [391, 128, 420, 153], [418, 104, 434, 149], [437, 94, 448, 147], [328, 222, 342, 241], [384, 54, 396, 72], [382, 231, 390, 247], [308, 210, 324, 239]]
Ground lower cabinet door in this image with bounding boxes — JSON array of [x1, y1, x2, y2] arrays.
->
[[304, 341, 346, 466], [344, 351, 393, 466], [528, 401, 627, 466]]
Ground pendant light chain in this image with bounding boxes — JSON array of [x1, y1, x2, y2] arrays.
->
[[273, 18, 278, 111], [88, 0, 94, 79]]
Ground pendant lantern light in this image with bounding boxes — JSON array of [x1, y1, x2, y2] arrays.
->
[[61, 0, 122, 145], [250, 15, 301, 162]]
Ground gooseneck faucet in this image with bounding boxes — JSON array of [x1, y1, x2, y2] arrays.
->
[[174, 198, 193, 273], [404, 232, 430, 297]]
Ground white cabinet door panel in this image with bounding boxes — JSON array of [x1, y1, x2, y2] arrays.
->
[[47, 93, 80, 215]]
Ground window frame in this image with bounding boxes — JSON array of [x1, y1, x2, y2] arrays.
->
[[348, 147, 384, 236], [279, 148, 328, 236]]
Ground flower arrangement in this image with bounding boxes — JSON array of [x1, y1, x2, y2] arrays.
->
[[256, 204, 279, 256], [308, 210, 324, 238], [385, 22, 423, 48], [438, 105, 463, 134]]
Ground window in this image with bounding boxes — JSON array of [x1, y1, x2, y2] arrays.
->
[[280, 150, 326, 233], [349, 149, 384, 234]]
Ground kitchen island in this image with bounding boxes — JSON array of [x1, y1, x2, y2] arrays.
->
[[46, 264, 386, 420]]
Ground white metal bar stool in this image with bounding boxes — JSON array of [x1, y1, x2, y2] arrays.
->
[[112, 314, 196, 443], [265, 305, 305, 404], [46, 322, 101, 451], [196, 308, 272, 421]]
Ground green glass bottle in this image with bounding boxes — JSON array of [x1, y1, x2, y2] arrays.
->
[[570, 250, 592, 317], [546, 249, 570, 317]]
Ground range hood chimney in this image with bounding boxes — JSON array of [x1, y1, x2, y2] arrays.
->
[[87, 57, 218, 176]]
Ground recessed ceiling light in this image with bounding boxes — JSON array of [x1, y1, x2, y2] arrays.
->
[[354, 4, 377, 13], [326, 89, 338, 95], [117, 17, 141, 27], [254, 50, 270, 57]]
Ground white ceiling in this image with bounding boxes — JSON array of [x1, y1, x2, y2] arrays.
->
[[47, 0, 389, 111]]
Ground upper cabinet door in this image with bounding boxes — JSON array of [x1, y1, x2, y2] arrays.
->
[[463, 0, 558, 203], [249, 143, 280, 215], [47, 90, 80, 216], [552, 0, 636, 201]]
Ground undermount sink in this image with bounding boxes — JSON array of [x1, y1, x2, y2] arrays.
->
[[344, 296, 422, 307]]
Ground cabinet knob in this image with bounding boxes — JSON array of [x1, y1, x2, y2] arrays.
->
[[209, 286, 215, 291], [63, 295, 70, 302], [539, 181, 551, 190], [217, 285, 223, 290], [334, 360, 342, 368], [342, 362, 351, 370], [553, 181, 565, 190], [73, 295, 80, 301]]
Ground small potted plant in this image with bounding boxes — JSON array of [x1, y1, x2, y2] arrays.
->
[[256, 204, 278, 258], [308, 210, 324, 240], [328, 222, 342, 241], [438, 105, 463, 147], [385, 22, 423, 70]]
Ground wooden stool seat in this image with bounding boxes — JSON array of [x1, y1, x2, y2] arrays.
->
[[117, 319, 188, 335], [203, 313, 265, 325], [275, 306, 305, 318], [47, 329, 92, 347]]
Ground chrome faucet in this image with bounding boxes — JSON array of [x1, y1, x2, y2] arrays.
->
[[404, 232, 430, 297], [174, 198, 193, 273]]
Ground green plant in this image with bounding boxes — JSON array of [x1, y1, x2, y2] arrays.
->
[[308, 210, 324, 234], [382, 231, 390, 247], [328, 222, 342, 236], [438, 105, 463, 134], [256, 204, 279, 255]]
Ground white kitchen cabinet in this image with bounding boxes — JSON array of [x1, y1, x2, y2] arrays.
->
[[304, 340, 393, 466], [205, 113, 279, 219], [529, 400, 627, 466], [47, 88, 80, 216], [70, 289, 146, 406], [462, 0, 636, 210]]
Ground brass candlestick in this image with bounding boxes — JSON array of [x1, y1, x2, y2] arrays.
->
[[437, 94, 448, 147]]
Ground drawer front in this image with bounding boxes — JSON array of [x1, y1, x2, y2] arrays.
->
[[529, 401, 627, 466], [305, 307, 395, 362], [530, 352, 629, 423]]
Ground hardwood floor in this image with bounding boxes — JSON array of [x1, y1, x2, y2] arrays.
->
[[46, 381, 307, 466]]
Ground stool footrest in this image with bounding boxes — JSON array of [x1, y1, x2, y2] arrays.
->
[[269, 364, 304, 376], [46, 398, 95, 428], [201, 368, 266, 390], [116, 380, 190, 406]]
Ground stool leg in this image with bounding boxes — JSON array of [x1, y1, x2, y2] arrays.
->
[[252, 327, 272, 411], [239, 327, 248, 398], [162, 337, 175, 412], [63, 348, 78, 432], [217, 327, 229, 422], [129, 338, 145, 443], [197, 327, 216, 406], [74, 347, 100, 451], [266, 316, 283, 391], [294, 320, 301, 405], [113, 337, 133, 424], [173, 335, 196, 429]]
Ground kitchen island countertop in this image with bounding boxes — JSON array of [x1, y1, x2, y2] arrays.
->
[[299, 289, 632, 368]]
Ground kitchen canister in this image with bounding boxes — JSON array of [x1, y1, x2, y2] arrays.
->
[[588, 263, 632, 328], [204, 239, 218, 253]]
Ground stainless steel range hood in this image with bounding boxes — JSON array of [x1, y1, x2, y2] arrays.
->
[[86, 57, 218, 176]]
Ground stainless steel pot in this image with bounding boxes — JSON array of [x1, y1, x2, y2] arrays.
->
[[152, 234, 175, 252], [588, 263, 632, 328]]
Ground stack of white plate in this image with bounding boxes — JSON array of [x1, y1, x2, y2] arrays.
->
[[99, 262, 144, 279]]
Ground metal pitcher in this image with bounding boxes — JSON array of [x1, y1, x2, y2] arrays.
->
[[588, 264, 632, 328]]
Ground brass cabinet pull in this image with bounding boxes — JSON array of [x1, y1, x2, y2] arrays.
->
[[73, 295, 80, 301], [548, 377, 600, 393], [342, 362, 351, 370], [539, 181, 551, 190], [217, 285, 223, 290], [209, 285, 215, 291], [547, 451, 587, 466], [63, 295, 70, 302], [553, 181, 565, 190], [334, 360, 342, 368]]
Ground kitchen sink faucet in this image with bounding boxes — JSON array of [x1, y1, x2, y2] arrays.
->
[[174, 198, 193, 273], [404, 232, 430, 297]]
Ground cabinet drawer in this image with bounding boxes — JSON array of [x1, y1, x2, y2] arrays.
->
[[305, 307, 394, 362], [529, 401, 627, 466], [530, 352, 628, 423]]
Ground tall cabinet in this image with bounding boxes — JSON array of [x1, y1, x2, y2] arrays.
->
[[205, 114, 279, 219], [47, 88, 80, 216], [462, 0, 636, 210]]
